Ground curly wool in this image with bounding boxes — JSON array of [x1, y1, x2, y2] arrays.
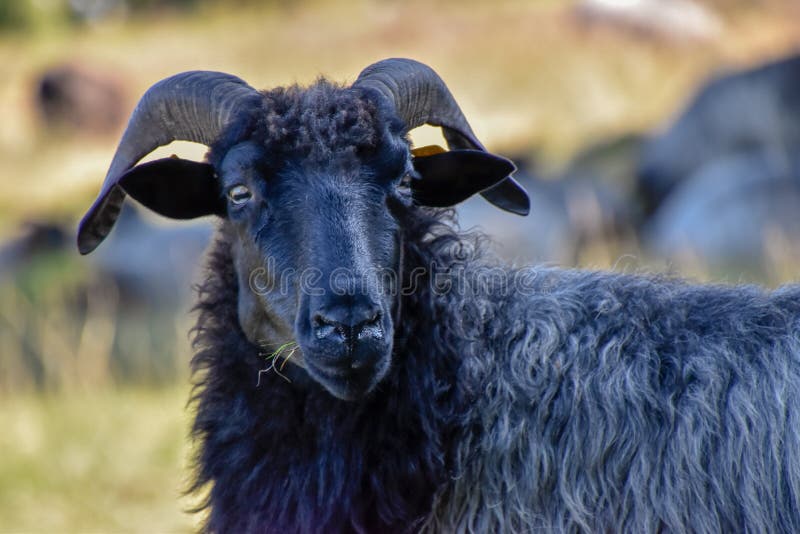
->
[[425, 267, 800, 532], [188, 207, 482, 533], [208, 80, 407, 188], [258, 81, 383, 161], [189, 193, 800, 533]]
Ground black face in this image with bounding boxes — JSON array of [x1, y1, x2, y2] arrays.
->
[[219, 134, 409, 401], [111, 85, 518, 401]]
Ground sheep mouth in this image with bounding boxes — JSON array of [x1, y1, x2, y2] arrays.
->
[[304, 353, 391, 401]]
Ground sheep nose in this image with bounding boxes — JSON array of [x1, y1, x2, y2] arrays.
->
[[312, 304, 383, 345]]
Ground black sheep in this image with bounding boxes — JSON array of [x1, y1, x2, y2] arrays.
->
[[78, 59, 800, 533]]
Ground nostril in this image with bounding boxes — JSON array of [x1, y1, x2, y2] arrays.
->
[[355, 311, 383, 340], [312, 313, 331, 328], [311, 307, 383, 343], [368, 311, 381, 324], [314, 324, 337, 340], [312, 314, 344, 341]]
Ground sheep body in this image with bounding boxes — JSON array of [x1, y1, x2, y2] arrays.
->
[[191, 209, 800, 533], [78, 63, 800, 533], [427, 264, 800, 533]]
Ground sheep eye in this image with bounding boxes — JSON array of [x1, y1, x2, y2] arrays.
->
[[228, 185, 252, 205], [398, 174, 413, 188]]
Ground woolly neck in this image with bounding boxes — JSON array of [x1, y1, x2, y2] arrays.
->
[[187, 207, 487, 533]]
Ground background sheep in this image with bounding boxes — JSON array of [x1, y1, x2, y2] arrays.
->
[[77, 59, 800, 533], [0, 204, 211, 387], [643, 151, 800, 277], [637, 54, 800, 274], [34, 62, 127, 136], [457, 135, 642, 265], [638, 53, 800, 216]]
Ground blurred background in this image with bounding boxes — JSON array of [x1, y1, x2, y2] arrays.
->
[[1, 0, 799, 530]]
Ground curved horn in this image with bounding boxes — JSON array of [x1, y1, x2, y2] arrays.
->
[[77, 71, 262, 254], [353, 58, 529, 215]]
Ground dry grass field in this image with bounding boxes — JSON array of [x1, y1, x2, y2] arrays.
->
[[0, 387, 199, 531], [1, 0, 800, 531]]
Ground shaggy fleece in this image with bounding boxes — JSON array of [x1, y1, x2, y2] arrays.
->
[[189, 205, 800, 533]]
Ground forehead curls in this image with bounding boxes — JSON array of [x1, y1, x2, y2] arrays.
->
[[253, 80, 390, 167]]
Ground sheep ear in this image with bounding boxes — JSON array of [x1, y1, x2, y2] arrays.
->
[[410, 149, 516, 207], [118, 157, 225, 219]]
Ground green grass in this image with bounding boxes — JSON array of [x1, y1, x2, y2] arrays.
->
[[258, 340, 299, 382], [0, 386, 199, 533]]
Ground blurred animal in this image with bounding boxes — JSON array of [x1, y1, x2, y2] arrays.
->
[[0, 205, 211, 307], [638, 54, 800, 273], [78, 59, 800, 533], [643, 150, 800, 275], [456, 164, 619, 265], [638, 54, 800, 215], [0, 221, 68, 275], [455, 160, 575, 264], [458, 135, 642, 265], [0, 206, 212, 387], [90, 203, 212, 307], [35, 63, 126, 135]]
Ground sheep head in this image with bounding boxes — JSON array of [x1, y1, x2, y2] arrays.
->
[[77, 59, 529, 400]]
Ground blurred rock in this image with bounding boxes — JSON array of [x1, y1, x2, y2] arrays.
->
[[35, 63, 127, 136], [642, 151, 800, 275], [68, 0, 125, 22], [638, 53, 800, 215], [67, 0, 204, 23], [575, 0, 722, 43]]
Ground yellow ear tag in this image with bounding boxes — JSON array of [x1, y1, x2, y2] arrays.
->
[[411, 145, 447, 157]]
